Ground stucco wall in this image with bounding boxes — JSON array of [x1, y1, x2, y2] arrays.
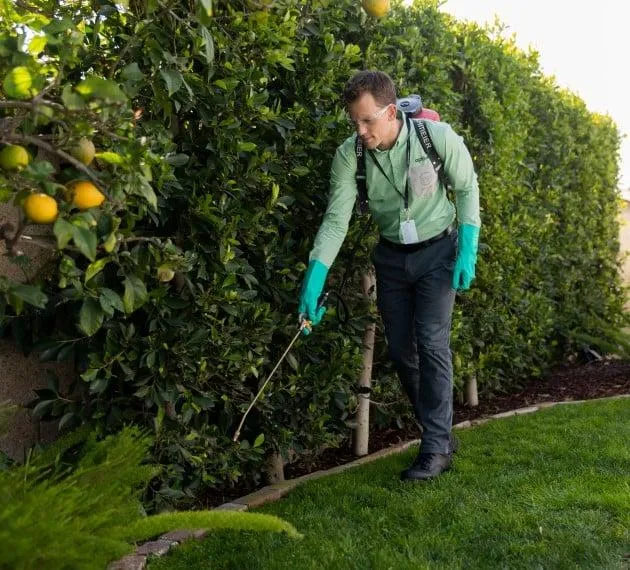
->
[[0, 201, 74, 462], [618, 200, 630, 287]]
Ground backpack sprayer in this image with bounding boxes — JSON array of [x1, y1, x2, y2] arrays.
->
[[233, 95, 440, 442], [396, 94, 440, 121]]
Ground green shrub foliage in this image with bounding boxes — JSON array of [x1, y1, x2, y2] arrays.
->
[[0, 0, 624, 502], [0, 420, 301, 570]]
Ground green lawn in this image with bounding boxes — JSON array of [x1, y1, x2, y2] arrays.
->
[[149, 398, 630, 569]]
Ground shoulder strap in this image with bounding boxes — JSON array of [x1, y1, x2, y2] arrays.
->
[[355, 119, 449, 214], [412, 119, 450, 190], [355, 135, 369, 215]]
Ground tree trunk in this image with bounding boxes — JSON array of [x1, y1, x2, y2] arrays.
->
[[465, 374, 478, 407], [354, 270, 376, 457], [264, 451, 284, 483]]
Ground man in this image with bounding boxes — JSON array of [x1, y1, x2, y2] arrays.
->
[[298, 70, 480, 480]]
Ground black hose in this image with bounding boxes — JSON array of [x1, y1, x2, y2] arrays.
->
[[320, 216, 373, 325]]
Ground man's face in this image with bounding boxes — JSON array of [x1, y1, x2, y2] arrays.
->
[[347, 92, 397, 150]]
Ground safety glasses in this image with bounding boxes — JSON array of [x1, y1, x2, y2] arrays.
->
[[347, 104, 391, 129]]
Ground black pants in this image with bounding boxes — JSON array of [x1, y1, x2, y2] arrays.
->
[[373, 229, 457, 454]]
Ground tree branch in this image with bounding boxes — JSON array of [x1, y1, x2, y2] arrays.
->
[[0, 218, 27, 257], [0, 99, 64, 111], [18, 235, 60, 251], [2, 133, 112, 201], [33, 74, 61, 100], [19, 233, 168, 253], [14, 0, 49, 15]]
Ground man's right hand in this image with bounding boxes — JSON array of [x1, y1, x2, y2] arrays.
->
[[298, 259, 329, 335]]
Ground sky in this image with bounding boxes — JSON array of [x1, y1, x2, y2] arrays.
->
[[436, 0, 630, 196]]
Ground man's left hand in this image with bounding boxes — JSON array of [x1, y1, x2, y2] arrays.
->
[[452, 224, 480, 291]]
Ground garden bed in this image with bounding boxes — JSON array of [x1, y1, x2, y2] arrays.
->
[[198, 358, 630, 508]]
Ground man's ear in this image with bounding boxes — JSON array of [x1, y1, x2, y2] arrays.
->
[[387, 103, 398, 121]]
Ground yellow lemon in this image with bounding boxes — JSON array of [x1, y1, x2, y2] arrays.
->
[[362, 0, 390, 17], [23, 193, 58, 224], [66, 180, 106, 210], [157, 265, 175, 282], [70, 138, 96, 166], [0, 145, 29, 171], [2, 66, 33, 100]]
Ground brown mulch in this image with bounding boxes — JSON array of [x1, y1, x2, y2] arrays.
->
[[283, 358, 630, 480], [200, 358, 630, 508]]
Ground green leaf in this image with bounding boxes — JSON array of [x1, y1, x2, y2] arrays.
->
[[134, 177, 157, 210], [81, 368, 98, 383], [123, 275, 148, 314], [44, 16, 73, 34], [28, 35, 47, 54], [89, 377, 108, 394], [160, 69, 183, 97], [61, 84, 85, 110], [26, 160, 56, 180], [75, 76, 126, 103], [164, 154, 189, 167], [79, 297, 104, 336], [121, 62, 144, 81], [36, 341, 63, 362], [32, 399, 54, 418], [54, 218, 74, 249], [286, 352, 298, 371], [253, 433, 265, 448], [237, 142, 257, 152], [198, 0, 213, 16], [6, 294, 24, 315], [0, 187, 12, 203], [100, 288, 124, 315], [95, 151, 125, 165], [9, 284, 48, 309], [291, 166, 310, 176], [155, 405, 165, 431], [71, 225, 97, 261], [84, 257, 110, 283], [199, 25, 215, 64], [58, 412, 75, 431]]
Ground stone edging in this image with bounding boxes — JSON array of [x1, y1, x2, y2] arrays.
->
[[108, 393, 629, 569]]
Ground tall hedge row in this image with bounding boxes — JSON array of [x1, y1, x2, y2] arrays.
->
[[0, 0, 624, 505]]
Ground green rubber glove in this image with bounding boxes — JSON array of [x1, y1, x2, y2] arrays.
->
[[452, 224, 480, 291], [298, 259, 328, 335]]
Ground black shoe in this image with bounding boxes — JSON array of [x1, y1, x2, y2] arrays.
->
[[400, 452, 452, 481]]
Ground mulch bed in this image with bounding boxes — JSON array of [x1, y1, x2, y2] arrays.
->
[[284, 358, 630, 479], [200, 358, 630, 508]]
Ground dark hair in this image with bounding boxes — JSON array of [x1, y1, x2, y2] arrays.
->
[[342, 70, 397, 108]]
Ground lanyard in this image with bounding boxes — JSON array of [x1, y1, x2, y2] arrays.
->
[[367, 114, 412, 210]]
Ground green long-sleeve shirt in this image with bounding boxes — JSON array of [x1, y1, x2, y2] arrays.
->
[[310, 117, 481, 268]]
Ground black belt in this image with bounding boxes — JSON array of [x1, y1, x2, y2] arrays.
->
[[379, 224, 454, 253]]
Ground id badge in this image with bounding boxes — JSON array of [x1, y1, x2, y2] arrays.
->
[[400, 219, 419, 244]]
